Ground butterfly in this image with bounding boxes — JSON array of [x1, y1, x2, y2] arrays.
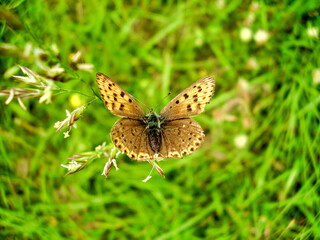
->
[[96, 73, 215, 161]]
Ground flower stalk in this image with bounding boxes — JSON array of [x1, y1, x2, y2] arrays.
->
[[54, 105, 86, 137], [147, 160, 165, 178], [61, 142, 117, 176], [101, 147, 121, 178], [0, 65, 56, 109]]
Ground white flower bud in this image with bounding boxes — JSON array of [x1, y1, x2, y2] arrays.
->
[[234, 134, 248, 149], [307, 27, 319, 39], [240, 27, 252, 42], [254, 29, 269, 45]]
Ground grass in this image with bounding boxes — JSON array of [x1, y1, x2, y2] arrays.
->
[[1, 0, 320, 239]]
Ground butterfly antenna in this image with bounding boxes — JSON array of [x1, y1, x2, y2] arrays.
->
[[132, 95, 151, 111], [154, 92, 171, 111]]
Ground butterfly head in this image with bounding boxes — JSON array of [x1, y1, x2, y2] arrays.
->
[[145, 109, 161, 129]]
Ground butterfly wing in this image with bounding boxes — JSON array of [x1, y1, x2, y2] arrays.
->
[[160, 76, 215, 120], [111, 118, 156, 161], [96, 73, 145, 119], [159, 119, 204, 158], [111, 118, 204, 160]]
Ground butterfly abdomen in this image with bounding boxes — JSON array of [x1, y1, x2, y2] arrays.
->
[[147, 129, 161, 153]]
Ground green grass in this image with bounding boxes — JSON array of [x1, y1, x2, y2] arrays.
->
[[1, 0, 320, 239]]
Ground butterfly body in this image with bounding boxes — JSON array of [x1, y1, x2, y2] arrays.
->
[[145, 110, 162, 153], [96, 73, 215, 161]]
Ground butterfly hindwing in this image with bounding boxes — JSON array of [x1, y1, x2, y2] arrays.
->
[[159, 119, 204, 158], [160, 76, 215, 120], [111, 118, 156, 161], [96, 73, 145, 119]]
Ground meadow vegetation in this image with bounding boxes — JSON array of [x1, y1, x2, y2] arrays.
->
[[0, 0, 320, 239]]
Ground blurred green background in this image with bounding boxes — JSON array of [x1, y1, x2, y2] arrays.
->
[[1, 0, 320, 239]]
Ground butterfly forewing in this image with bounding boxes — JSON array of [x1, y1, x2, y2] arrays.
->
[[96, 73, 145, 119], [159, 119, 204, 158], [160, 76, 215, 120], [111, 118, 156, 161]]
